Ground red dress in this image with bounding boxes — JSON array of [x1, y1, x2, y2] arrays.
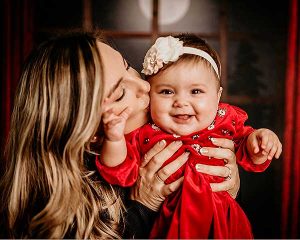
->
[[96, 103, 271, 239]]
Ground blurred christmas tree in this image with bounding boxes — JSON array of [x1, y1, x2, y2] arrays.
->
[[228, 41, 266, 96]]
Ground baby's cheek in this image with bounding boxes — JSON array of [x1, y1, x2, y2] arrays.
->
[[150, 104, 161, 120]]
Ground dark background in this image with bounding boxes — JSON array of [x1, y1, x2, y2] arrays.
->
[[1, 0, 289, 238]]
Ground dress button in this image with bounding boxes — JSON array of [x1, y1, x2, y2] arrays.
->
[[221, 129, 229, 135], [191, 144, 202, 154], [192, 134, 199, 140], [143, 138, 150, 144]]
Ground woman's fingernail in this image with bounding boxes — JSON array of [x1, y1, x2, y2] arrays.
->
[[210, 138, 217, 143], [200, 148, 208, 154], [195, 163, 202, 171], [184, 151, 190, 158], [175, 140, 182, 146], [159, 140, 166, 146]]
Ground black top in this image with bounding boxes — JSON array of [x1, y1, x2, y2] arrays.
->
[[123, 200, 158, 239], [85, 153, 158, 239]]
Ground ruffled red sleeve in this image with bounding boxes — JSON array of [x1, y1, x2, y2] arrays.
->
[[232, 105, 271, 172], [95, 129, 141, 187]]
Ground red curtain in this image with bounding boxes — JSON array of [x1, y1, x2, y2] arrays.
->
[[0, 0, 35, 151], [281, 0, 300, 238]]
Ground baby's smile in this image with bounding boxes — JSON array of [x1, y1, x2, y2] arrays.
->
[[171, 114, 194, 123]]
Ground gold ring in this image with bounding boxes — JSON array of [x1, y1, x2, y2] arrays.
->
[[155, 173, 164, 183], [224, 165, 232, 180]]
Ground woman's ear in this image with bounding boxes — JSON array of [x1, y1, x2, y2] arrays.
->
[[217, 87, 223, 103]]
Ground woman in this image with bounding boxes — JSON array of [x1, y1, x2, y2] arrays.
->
[[0, 31, 240, 239]]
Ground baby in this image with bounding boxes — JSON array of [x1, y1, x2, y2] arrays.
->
[[97, 34, 282, 238]]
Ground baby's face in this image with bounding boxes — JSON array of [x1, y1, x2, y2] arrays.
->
[[149, 61, 222, 136]]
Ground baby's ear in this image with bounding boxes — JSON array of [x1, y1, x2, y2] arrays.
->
[[217, 87, 223, 102]]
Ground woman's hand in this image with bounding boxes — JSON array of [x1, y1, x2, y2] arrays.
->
[[130, 140, 189, 211], [195, 138, 240, 198], [130, 137, 240, 212]]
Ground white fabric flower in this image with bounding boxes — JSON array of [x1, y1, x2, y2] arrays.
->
[[155, 36, 183, 63], [142, 36, 184, 75], [142, 48, 163, 75]]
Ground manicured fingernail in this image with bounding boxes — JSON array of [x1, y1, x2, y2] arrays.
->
[[210, 138, 217, 143], [159, 140, 166, 146], [175, 141, 182, 146], [195, 163, 202, 171], [200, 148, 208, 154], [184, 151, 190, 157]]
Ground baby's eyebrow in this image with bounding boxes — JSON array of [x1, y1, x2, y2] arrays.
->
[[155, 83, 173, 88]]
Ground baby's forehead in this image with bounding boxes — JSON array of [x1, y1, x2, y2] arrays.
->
[[159, 60, 216, 77], [148, 60, 220, 88]]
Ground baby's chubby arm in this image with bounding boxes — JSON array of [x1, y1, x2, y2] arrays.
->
[[100, 107, 132, 167], [246, 128, 282, 164]]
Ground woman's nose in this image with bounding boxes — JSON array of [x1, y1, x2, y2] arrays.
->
[[136, 80, 150, 97]]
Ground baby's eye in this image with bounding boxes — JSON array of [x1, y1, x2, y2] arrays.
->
[[159, 89, 174, 95], [191, 89, 205, 94]]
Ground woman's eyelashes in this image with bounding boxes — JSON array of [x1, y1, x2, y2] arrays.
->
[[115, 88, 126, 102], [126, 62, 131, 70], [109, 86, 126, 103], [123, 57, 131, 71]]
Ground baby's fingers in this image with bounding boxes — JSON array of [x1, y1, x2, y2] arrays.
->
[[260, 133, 269, 151], [267, 144, 277, 160], [247, 133, 260, 154], [119, 107, 132, 121], [106, 118, 122, 128], [250, 138, 260, 154], [275, 142, 282, 159], [102, 109, 117, 124], [263, 138, 274, 156]]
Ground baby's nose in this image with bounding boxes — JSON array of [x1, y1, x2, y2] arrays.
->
[[173, 99, 189, 107]]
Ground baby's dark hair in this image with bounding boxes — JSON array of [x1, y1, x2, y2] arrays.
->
[[178, 34, 220, 66]]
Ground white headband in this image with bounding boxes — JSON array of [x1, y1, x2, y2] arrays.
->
[[142, 36, 220, 78]]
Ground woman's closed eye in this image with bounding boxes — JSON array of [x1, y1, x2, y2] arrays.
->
[[115, 88, 126, 101], [109, 86, 126, 103]]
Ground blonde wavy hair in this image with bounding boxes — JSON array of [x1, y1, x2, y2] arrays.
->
[[0, 32, 125, 239]]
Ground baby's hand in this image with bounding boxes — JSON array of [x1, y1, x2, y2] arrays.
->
[[102, 107, 131, 142], [246, 128, 282, 164]]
